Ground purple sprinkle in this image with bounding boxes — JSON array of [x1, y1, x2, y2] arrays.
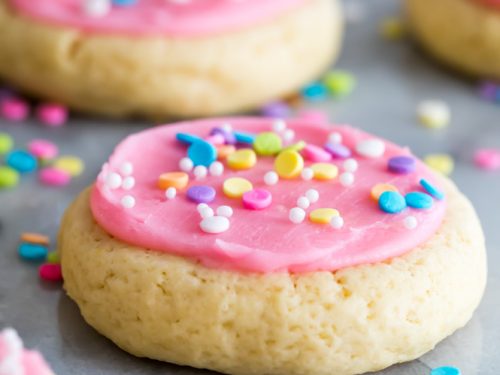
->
[[209, 127, 236, 145], [324, 142, 351, 159], [187, 185, 216, 204], [388, 156, 416, 174], [478, 81, 498, 101], [260, 101, 291, 118]]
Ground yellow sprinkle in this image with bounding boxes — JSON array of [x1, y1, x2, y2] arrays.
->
[[223, 177, 253, 198], [424, 154, 454, 176], [253, 132, 282, 156], [379, 17, 406, 41], [370, 183, 399, 201], [274, 150, 304, 179], [283, 141, 306, 152], [227, 149, 257, 170], [309, 208, 339, 224], [53, 156, 84, 176], [311, 163, 338, 180]]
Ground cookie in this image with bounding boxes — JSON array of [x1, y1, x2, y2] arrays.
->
[[0, 0, 342, 118], [406, 0, 500, 78], [59, 118, 486, 375]]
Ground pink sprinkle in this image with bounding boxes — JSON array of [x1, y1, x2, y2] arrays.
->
[[39, 167, 71, 186], [39, 263, 62, 282], [302, 144, 332, 162], [36, 103, 68, 127], [0, 97, 29, 122], [296, 109, 329, 124], [242, 188, 272, 210], [205, 134, 225, 146], [27, 139, 59, 160], [474, 148, 500, 170]]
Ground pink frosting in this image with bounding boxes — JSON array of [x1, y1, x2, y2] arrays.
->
[[91, 118, 447, 273], [7, 0, 306, 37]]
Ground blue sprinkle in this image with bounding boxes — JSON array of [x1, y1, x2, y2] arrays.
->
[[430, 366, 461, 375], [234, 131, 255, 144], [420, 178, 445, 200], [112, 0, 137, 5], [6, 150, 37, 173], [176, 133, 203, 145], [18, 243, 48, 262], [405, 192, 433, 209], [301, 82, 328, 101], [378, 191, 406, 214], [187, 140, 217, 167]]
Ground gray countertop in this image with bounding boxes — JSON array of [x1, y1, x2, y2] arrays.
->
[[0, 0, 499, 374]]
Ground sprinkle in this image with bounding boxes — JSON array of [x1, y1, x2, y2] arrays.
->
[[478, 81, 497, 101], [253, 132, 282, 156], [165, 187, 177, 200], [53, 156, 84, 176], [221, 123, 232, 132], [272, 119, 287, 133], [47, 251, 59, 264], [227, 149, 257, 170], [36, 103, 68, 127], [209, 127, 236, 145], [274, 150, 304, 179], [305, 189, 319, 203], [112, 0, 137, 6], [301, 82, 328, 101], [343, 158, 358, 172], [328, 132, 343, 144], [39, 167, 71, 187], [0, 97, 29, 122], [430, 366, 461, 375], [157, 172, 188, 190], [216, 145, 236, 160], [216, 205, 233, 218], [404, 216, 418, 230], [187, 185, 216, 203], [420, 178, 444, 200], [176, 132, 203, 145], [260, 101, 291, 118], [355, 139, 386, 158], [197, 203, 209, 213], [302, 144, 331, 162], [370, 183, 399, 201], [0, 166, 19, 189], [264, 171, 279, 186], [282, 129, 295, 143], [424, 153, 454, 176], [119, 161, 133, 176], [200, 216, 230, 234], [83, 0, 111, 17], [188, 140, 217, 167], [205, 133, 226, 146], [388, 155, 416, 174], [330, 215, 344, 229], [243, 189, 272, 210], [283, 140, 306, 152], [311, 163, 338, 180], [234, 131, 255, 144], [6, 150, 37, 173], [310, 208, 339, 224], [289, 207, 306, 224], [296, 196, 310, 209], [39, 263, 62, 282], [417, 100, 450, 129], [405, 192, 433, 209], [0, 132, 13, 154], [121, 176, 135, 190], [323, 70, 356, 98], [120, 195, 136, 208], [179, 157, 194, 172], [223, 177, 253, 198], [301, 167, 314, 180], [20, 232, 50, 246], [27, 139, 58, 160], [18, 243, 48, 262], [193, 165, 208, 180], [474, 148, 500, 170], [339, 172, 355, 187], [208, 161, 225, 176], [378, 191, 406, 214], [199, 206, 214, 219], [324, 142, 351, 159], [379, 17, 406, 40]]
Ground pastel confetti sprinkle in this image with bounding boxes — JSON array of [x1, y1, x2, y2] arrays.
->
[[176, 132, 203, 145], [370, 183, 399, 201], [187, 185, 216, 203], [187, 140, 217, 167], [39, 167, 72, 187], [388, 156, 416, 174], [234, 131, 255, 144], [356, 139, 385, 158], [27, 139, 59, 160], [474, 148, 500, 170], [36, 103, 68, 127], [223, 177, 253, 198], [18, 243, 48, 262], [0, 132, 13, 154], [6, 150, 38, 173], [0, 166, 20, 189], [39, 263, 63, 282], [323, 70, 356, 98], [424, 153, 454, 176], [274, 150, 304, 179], [158, 172, 189, 190], [311, 163, 338, 180], [0, 97, 29, 122], [254, 132, 282, 156], [417, 100, 450, 129], [420, 178, 445, 200], [302, 144, 331, 162], [405, 192, 433, 209], [324, 142, 351, 159], [227, 149, 257, 170], [53, 156, 85, 176], [378, 191, 406, 214], [200, 216, 230, 234], [309, 208, 339, 224], [430, 366, 461, 375], [242, 188, 272, 210]]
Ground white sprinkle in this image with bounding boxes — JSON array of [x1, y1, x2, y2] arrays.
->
[[200, 216, 230, 234], [339, 172, 355, 187], [209, 161, 224, 176], [355, 139, 386, 158], [296, 196, 310, 209], [105, 172, 122, 189], [193, 165, 208, 180], [216, 205, 233, 218], [328, 132, 342, 144], [343, 158, 358, 172], [121, 176, 135, 190], [305, 189, 319, 203], [404, 216, 418, 229], [82, 0, 110, 17], [289, 207, 306, 224], [119, 161, 133, 176], [417, 100, 450, 129], [197, 203, 209, 213], [221, 122, 233, 132], [179, 157, 194, 172], [165, 187, 177, 200], [199, 206, 214, 219], [282, 129, 295, 143], [120, 195, 135, 208], [272, 119, 287, 133], [264, 171, 279, 186], [1, 328, 23, 353], [330, 216, 344, 229], [301, 167, 314, 181]]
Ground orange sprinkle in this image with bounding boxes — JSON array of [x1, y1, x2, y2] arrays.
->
[[20, 232, 50, 246], [158, 172, 189, 190], [370, 183, 399, 201], [216, 145, 236, 160]]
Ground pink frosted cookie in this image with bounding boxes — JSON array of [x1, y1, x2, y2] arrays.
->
[[59, 118, 486, 375], [0, 0, 342, 118]]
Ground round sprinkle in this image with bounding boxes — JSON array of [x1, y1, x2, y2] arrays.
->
[[378, 191, 406, 214], [36, 103, 68, 127], [121, 195, 136, 209], [311, 163, 338, 180], [355, 139, 386, 158], [0, 132, 13, 155], [388, 156, 416, 174], [197, 203, 209, 213], [420, 178, 445, 200], [296, 196, 310, 209], [323, 71, 356, 98], [216, 205, 233, 218], [343, 158, 358, 172], [193, 165, 208, 180], [404, 216, 418, 230], [119, 161, 133, 176], [39, 263, 62, 282], [0, 166, 19, 189], [305, 189, 319, 203], [200, 216, 230, 234], [272, 119, 287, 133], [282, 129, 295, 143], [179, 157, 194, 172], [20, 232, 49, 246], [199, 206, 214, 219], [27, 139, 59, 160], [83, 0, 111, 17], [301, 167, 314, 181], [165, 187, 177, 200], [234, 131, 255, 144], [227, 149, 257, 170], [6, 150, 37, 173], [339, 172, 355, 187], [309, 208, 339, 224], [370, 183, 399, 201], [405, 192, 433, 209], [328, 132, 343, 144], [18, 243, 48, 262], [158, 171, 189, 190], [209, 127, 236, 145], [121, 176, 135, 190], [324, 142, 351, 159], [242, 189, 272, 210], [261, 101, 291, 118], [302, 144, 331, 162], [264, 171, 279, 186], [223, 177, 253, 198], [188, 140, 217, 167], [38, 167, 71, 187], [424, 154, 454, 176], [221, 123, 233, 132], [417, 100, 450, 129], [330, 215, 344, 229], [176, 132, 203, 145], [187, 185, 216, 203], [283, 140, 306, 152], [253, 132, 282, 156], [274, 150, 304, 179], [105, 172, 122, 189], [216, 145, 236, 160], [46, 251, 59, 264], [474, 148, 500, 170], [208, 161, 224, 176], [53, 156, 84, 176], [289, 207, 306, 224], [0, 97, 29, 122], [430, 367, 461, 375]]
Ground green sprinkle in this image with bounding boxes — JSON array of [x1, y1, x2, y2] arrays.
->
[[0, 133, 14, 155], [0, 166, 20, 188], [47, 251, 60, 264], [253, 132, 282, 156], [323, 70, 356, 98]]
